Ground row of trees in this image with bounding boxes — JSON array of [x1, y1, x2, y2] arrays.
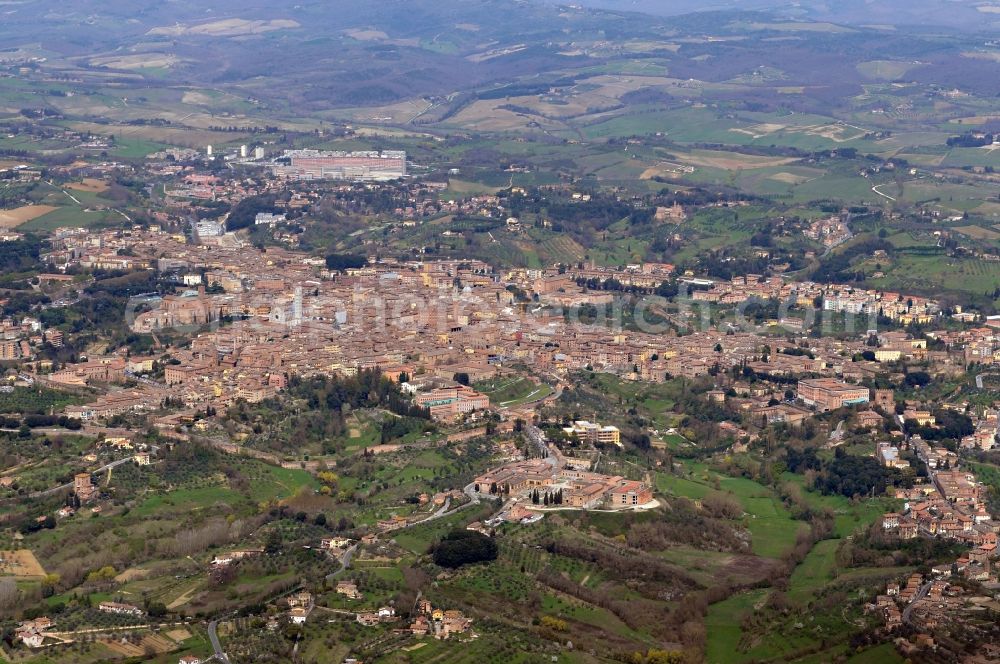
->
[[529, 488, 563, 505]]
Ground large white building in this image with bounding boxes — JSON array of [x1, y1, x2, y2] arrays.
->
[[195, 219, 224, 238], [563, 420, 621, 447], [272, 150, 406, 181]]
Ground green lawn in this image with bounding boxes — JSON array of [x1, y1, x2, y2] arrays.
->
[[788, 539, 839, 603], [846, 642, 905, 663], [705, 589, 769, 664], [133, 485, 243, 517], [249, 464, 318, 502], [110, 137, 172, 159], [658, 465, 807, 558], [480, 377, 554, 407], [656, 472, 714, 500], [391, 504, 491, 554]]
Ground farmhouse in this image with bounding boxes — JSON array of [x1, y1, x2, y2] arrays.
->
[[98, 601, 144, 617], [336, 580, 362, 599]]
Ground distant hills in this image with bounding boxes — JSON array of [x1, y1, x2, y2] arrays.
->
[[0, 0, 997, 113], [545, 0, 1000, 31]]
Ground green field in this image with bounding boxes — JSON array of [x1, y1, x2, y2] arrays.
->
[[132, 463, 316, 516], [869, 253, 1000, 299], [658, 464, 807, 558], [968, 461, 1000, 497], [477, 375, 553, 407], [705, 589, 769, 664], [706, 583, 887, 664], [780, 473, 897, 537], [702, 467, 907, 663], [133, 485, 245, 517], [788, 539, 839, 603], [19, 204, 122, 231], [0, 386, 84, 414], [250, 464, 319, 501]]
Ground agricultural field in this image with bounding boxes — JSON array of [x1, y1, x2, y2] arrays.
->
[[868, 253, 1000, 300], [0, 386, 84, 413], [129, 460, 318, 519], [0, 205, 57, 228], [65, 179, 109, 193], [856, 60, 920, 81], [0, 549, 46, 579], [68, 122, 247, 154], [18, 205, 122, 231]]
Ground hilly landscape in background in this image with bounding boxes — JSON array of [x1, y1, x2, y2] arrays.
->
[[554, 0, 1000, 30], [1, 0, 999, 113]]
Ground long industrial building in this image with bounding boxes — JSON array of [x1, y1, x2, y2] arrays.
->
[[272, 150, 406, 181]]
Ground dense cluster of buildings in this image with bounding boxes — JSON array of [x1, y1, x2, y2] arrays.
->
[[873, 571, 995, 639], [23, 223, 966, 439], [821, 287, 938, 325], [408, 600, 472, 640], [882, 439, 997, 590], [932, 324, 1000, 365], [473, 459, 654, 510], [873, 428, 998, 641], [672, 274, 938, 329], [803, 215, 852, 249]]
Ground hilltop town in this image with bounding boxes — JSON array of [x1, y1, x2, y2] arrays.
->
[[0, 2, 998, 661], [0, 193, 996, 662]]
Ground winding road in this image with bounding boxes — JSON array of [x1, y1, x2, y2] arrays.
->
[[871, 183, 897, 202], [207, 620, 231, 664]]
